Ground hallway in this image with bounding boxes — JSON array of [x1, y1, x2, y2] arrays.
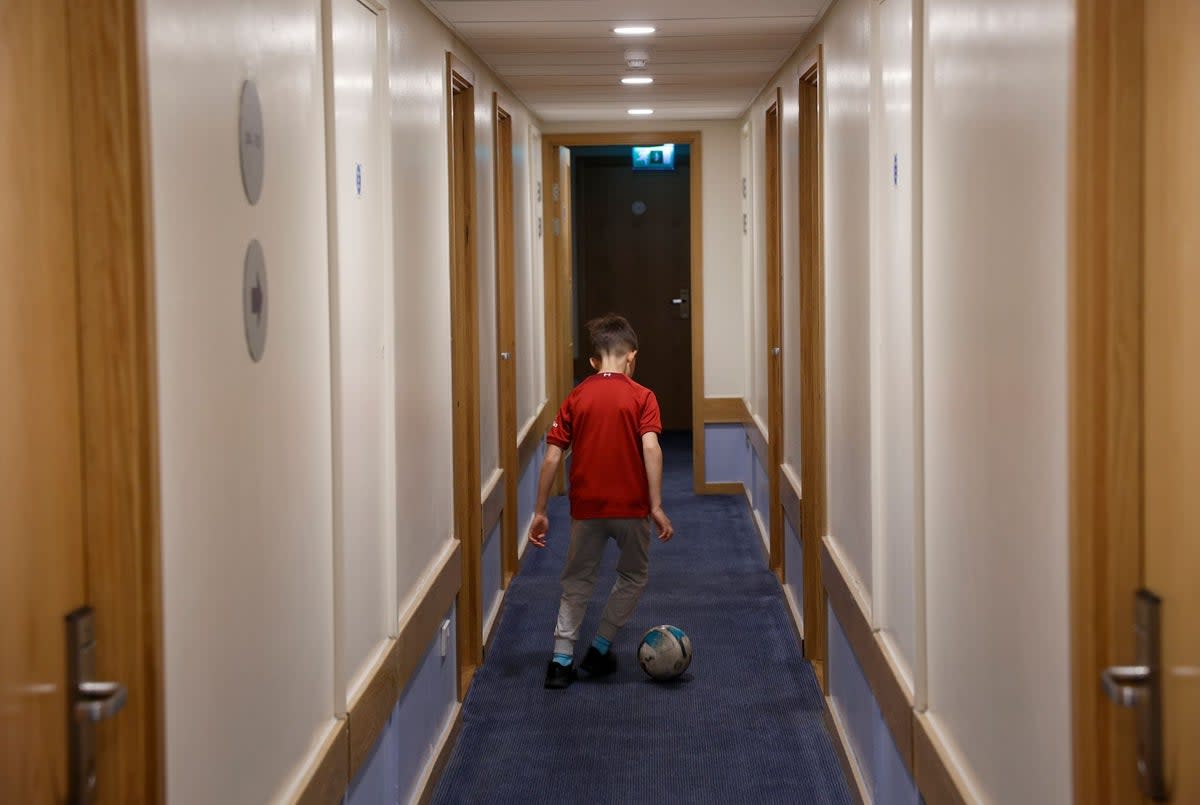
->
[[7, 0, 1200, 803], [431, 436, 851, 804]]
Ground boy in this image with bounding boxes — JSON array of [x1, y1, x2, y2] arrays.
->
[[529, 314, 674, 690]]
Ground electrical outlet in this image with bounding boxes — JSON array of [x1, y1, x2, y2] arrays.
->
[[439, 619, 451, 659]]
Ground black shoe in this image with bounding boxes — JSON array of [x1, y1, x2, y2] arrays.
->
[[544, 660, 577, 689], [580, 646, 618, 677]]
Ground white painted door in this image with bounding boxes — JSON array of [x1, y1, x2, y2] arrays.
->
[[330, 0, 391, 706]]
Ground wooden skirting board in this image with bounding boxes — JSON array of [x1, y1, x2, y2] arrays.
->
[[821, 537, 974, 805], [295, 540, 462, 803]]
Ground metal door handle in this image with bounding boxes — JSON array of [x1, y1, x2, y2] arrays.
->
[[1102, 590, 1167, 801], [500, 352, 511, 361], [1102, 665, 1151, 708], [75, 681, 127, 723], [772, 346, 781, 356], [671, 289, 690, 319]]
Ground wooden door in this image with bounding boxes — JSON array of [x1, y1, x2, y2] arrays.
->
[[493, 101, 518, 583], [1074, 3, 1200, 800], [765, 97, 784, 576], [2, 2, 161, 800], [447, 55, 482, 695], [0, 3, 88, 799], [572, 153, 693, 431], [1142, 2, 1200, 797], [797, 64, 828, 684]]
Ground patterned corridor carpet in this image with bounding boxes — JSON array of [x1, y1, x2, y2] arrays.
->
[[432, 433, 853, 804]]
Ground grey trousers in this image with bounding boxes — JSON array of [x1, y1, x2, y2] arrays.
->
[[553, 518, 651, 656]]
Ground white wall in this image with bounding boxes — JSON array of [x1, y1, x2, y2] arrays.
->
[[146, 1, 336, 801], [739, 0, 1075, 800], [921, 0, 1072, 800], [146, 0, 544, 799], [515, 125, 547, 430], [385, 0, 543, 619], [870, 0, 921, 695], [541, 120, 744, 399]]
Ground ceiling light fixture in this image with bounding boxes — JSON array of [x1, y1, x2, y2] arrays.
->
[[627, 108, 654, 116], [621, 76, 654, 85], [614, 25, 656, 35]]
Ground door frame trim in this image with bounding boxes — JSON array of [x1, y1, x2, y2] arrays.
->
[[1068, 1, 1144, 802], [67, 3, 165, 799], [539, 131, 705, 491], [765, 91, 784, 580], [445, 51, 482, 697], [492, 96, 519, 587], [797, 50, 829, 690]]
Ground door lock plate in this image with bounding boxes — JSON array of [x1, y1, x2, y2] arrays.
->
[[1102, 590, 1167, 801]]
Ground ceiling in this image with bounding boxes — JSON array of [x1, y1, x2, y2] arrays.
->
[[422, 0, 828, 122]]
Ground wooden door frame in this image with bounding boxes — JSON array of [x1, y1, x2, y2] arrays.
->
[[492, 96, 518, 586], [797, 54, 829, 687], [764, 92, 784, 580], [64, 2, 165, 800], [446, 53, 482, 697], [540, 131, 705, 490], [1069, 1, 1144, 802]]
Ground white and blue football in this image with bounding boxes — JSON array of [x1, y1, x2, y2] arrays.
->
[[638, 625, 693, 680]]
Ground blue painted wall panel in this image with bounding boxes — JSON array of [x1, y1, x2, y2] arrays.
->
[[481, 522, 503, 639], [784, 517, 804, 628], [345, 603, 458, 805], [517, 442, 546, 549], [704, 424, 745, 483], [828, 605, 920, 805]]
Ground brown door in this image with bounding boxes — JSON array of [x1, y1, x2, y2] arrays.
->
[[493, 100, 518, 584], [0, 4, 89, 799], [2, 2, 160, 800], [765, 97, 784, 575], [571, 150, 693, 431], [1141, 2, 1200, 797]]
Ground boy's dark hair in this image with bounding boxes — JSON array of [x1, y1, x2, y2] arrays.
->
[[587, 314, 639, 358]]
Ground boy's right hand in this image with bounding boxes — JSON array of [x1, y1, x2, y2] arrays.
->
[[529, 513, 550, 548], [650, 507, 674, 542]]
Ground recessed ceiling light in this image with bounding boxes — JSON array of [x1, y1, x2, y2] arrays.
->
[[621, 76, 654, 85], [614, 26, 656, 35], [627, 109, 654, 116]]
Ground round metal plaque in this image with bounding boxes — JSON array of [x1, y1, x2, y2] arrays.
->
[[243, 239, 268, 362], [239, 80, 265, 205], [632, 200, 647, 216]]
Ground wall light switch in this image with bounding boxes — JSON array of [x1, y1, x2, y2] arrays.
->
[[439, 619, 451, 659]]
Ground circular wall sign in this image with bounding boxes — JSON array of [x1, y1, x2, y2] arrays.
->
[[632, 200, 647, 216], [243, 239, 268, 362], [239, 80, 265, 205]]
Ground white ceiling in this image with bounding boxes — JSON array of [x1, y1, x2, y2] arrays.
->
[[422, 0, 828, 122]]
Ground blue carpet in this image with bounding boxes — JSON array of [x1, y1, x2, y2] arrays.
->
[[432, 433, 853, 804]]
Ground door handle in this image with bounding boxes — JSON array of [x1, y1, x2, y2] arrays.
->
[[75, 681, 127, 723], [771, 346, 781, 356], [500, 352, 511, 361], [671, 289, 690, 319], [1101, 665, 1151, 708], [67, 607, 127, 804], [1101, 590, 1167, 801]]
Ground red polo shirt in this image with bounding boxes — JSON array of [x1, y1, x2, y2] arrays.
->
[[546, 372, 662, 520]]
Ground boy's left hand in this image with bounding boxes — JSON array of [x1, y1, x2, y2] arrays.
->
[[529, 513, 550, 548], [650, 507, 674, 542]]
